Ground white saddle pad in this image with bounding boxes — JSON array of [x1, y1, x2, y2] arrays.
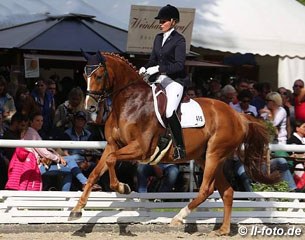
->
[[151, 84, 205, 128]]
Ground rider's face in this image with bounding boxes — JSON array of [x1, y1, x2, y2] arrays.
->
[[159, 19, 174, 32]]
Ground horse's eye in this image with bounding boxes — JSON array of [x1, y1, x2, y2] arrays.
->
[[96, 75, 103, 81]]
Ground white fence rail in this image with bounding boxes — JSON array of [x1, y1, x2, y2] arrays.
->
[[1, 140, 305, 152], [0, 190, 305, 224], [1, 141, 305, 224]]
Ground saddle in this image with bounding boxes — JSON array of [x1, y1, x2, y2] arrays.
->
[[142, 83, 204, 165]]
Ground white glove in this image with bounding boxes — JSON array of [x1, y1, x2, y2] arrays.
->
[[139, 67, 146, 75], [146, 65, 159, 76]]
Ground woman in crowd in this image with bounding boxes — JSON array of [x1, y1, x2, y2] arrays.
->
[[260, 92, 287, 144], [6, 112, 101, 191]]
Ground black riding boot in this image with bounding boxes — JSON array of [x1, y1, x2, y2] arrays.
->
[[167, 113, 186, 160]]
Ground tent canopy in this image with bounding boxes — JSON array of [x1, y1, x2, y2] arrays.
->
[[191, 0, 305, 57], [0, 13, 127, 53], [0, 0, 304, 57]]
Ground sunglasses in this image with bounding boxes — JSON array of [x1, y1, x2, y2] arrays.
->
[[279, 91, 287, 95], [293, 85, 303, 88]]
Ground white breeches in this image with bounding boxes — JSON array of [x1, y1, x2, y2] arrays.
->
[[157, 75, 184, 118]]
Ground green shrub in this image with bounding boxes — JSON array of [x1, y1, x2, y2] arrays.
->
[[252, 181, 289, 192]]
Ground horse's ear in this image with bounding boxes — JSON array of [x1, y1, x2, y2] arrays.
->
[[80, 48, 91, 60], [96, 50, 106, 63]]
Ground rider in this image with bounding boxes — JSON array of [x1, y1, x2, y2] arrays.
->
[[139, 4, 187, 160]]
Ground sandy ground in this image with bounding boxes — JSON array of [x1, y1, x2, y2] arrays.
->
[[0, 224, 303, 240]]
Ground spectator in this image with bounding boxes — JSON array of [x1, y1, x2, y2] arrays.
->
[[231, 89, 258, 117], [292, 79, 305, 122], [60, 111, 100, 189], [186, 87, 197, 99], [234, 78, 249, 93], [233, 156, 298, 192], [251, 82, 271, 113], [220, 84, 237, 105], [15, 85, 40, 119], [278, 87, 292, 138], [287, 120, 305, 190], [137, 163, 179, 193], [2, 112, 28, 163], [0, 75, 16, 123], [53, 87, 85, 138], [23, 112, 101, 191], [260, 92, 287, 144], [46, 79, 60, 108], [31, 79, 55, 139], [206, 79, 222, 99]]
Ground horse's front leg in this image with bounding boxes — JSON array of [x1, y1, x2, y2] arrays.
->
[[107, 140, 143, 194], [68, 146, 110, 221]]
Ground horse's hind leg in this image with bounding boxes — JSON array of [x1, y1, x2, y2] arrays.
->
[[211, 167, 233, 236], [170, 158, 217, 226]]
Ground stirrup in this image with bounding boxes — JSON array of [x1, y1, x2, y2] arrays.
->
[[173, 146, 186, 160]]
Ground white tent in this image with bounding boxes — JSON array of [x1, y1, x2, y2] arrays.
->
[[0, 0, 305, 87], [189, 0, 305, 89]]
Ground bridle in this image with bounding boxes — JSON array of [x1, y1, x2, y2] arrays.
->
[[84, 63, 110, 111]]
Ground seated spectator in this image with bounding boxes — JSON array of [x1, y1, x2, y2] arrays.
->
[[31, 79, 55, 139], [270, 157, 298, 192], [231, 89, 258, 117], [251, 82, 270, 113], [46, 79, 60, 108], [53, 87, 85, 138], [287, 120, 305, 189], [22, 112, 101, 191], [220, 84, 238, 105], [233, 156, 298, 192], [15, 85, 33, 116], [60, 111, 100, 188], [206, 79, 222, 99], [1, 112, 29, 186], [260, 92, 287, 144], [137, 163, 179, 193], [0, 75, 16, 123], [186, 87, 197, 99]]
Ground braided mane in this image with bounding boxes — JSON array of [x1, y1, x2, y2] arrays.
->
[[102, 52, 138, 73]]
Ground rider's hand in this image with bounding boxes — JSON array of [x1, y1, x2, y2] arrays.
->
[[146, 65, 159, 76], [139, 67, 146, 75]]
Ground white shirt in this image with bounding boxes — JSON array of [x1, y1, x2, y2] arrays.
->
[[231, 102, 258, 117], [162, 28, 174, 46]]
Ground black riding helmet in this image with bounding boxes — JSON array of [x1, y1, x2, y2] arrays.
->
[[155, 4, 180, 22]]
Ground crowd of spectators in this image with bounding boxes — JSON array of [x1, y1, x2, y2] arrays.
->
[[1, 72, 305, 194]]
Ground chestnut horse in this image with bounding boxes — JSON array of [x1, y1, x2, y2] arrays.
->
[[69, 52, 279, 235]]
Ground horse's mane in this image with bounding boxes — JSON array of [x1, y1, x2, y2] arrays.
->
[[102, 52, 139, 73]]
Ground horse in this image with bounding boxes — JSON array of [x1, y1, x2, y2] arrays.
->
[[69, 51, 280, 236]]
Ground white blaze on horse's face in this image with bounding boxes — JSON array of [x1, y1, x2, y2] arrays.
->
[[85, 76, 98, 122]]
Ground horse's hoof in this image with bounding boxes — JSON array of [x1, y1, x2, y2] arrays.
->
[[68, 211, 82, 221], [208, 230, 229, 237], [169, 218, 183, 227], [123, 184, 131, 194]]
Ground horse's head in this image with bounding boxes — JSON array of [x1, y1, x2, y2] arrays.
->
[[81, 50, 142, 123], [82, 50, 111, 122]]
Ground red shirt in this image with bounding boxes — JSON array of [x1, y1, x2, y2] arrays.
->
[[294, 97, 305, 121]]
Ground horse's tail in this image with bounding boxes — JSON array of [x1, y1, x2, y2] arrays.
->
[[239, 114, 281, 184]]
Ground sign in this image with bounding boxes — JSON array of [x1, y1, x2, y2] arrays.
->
[[24, 58, 39, 78], [127, 5, 195, 54]]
